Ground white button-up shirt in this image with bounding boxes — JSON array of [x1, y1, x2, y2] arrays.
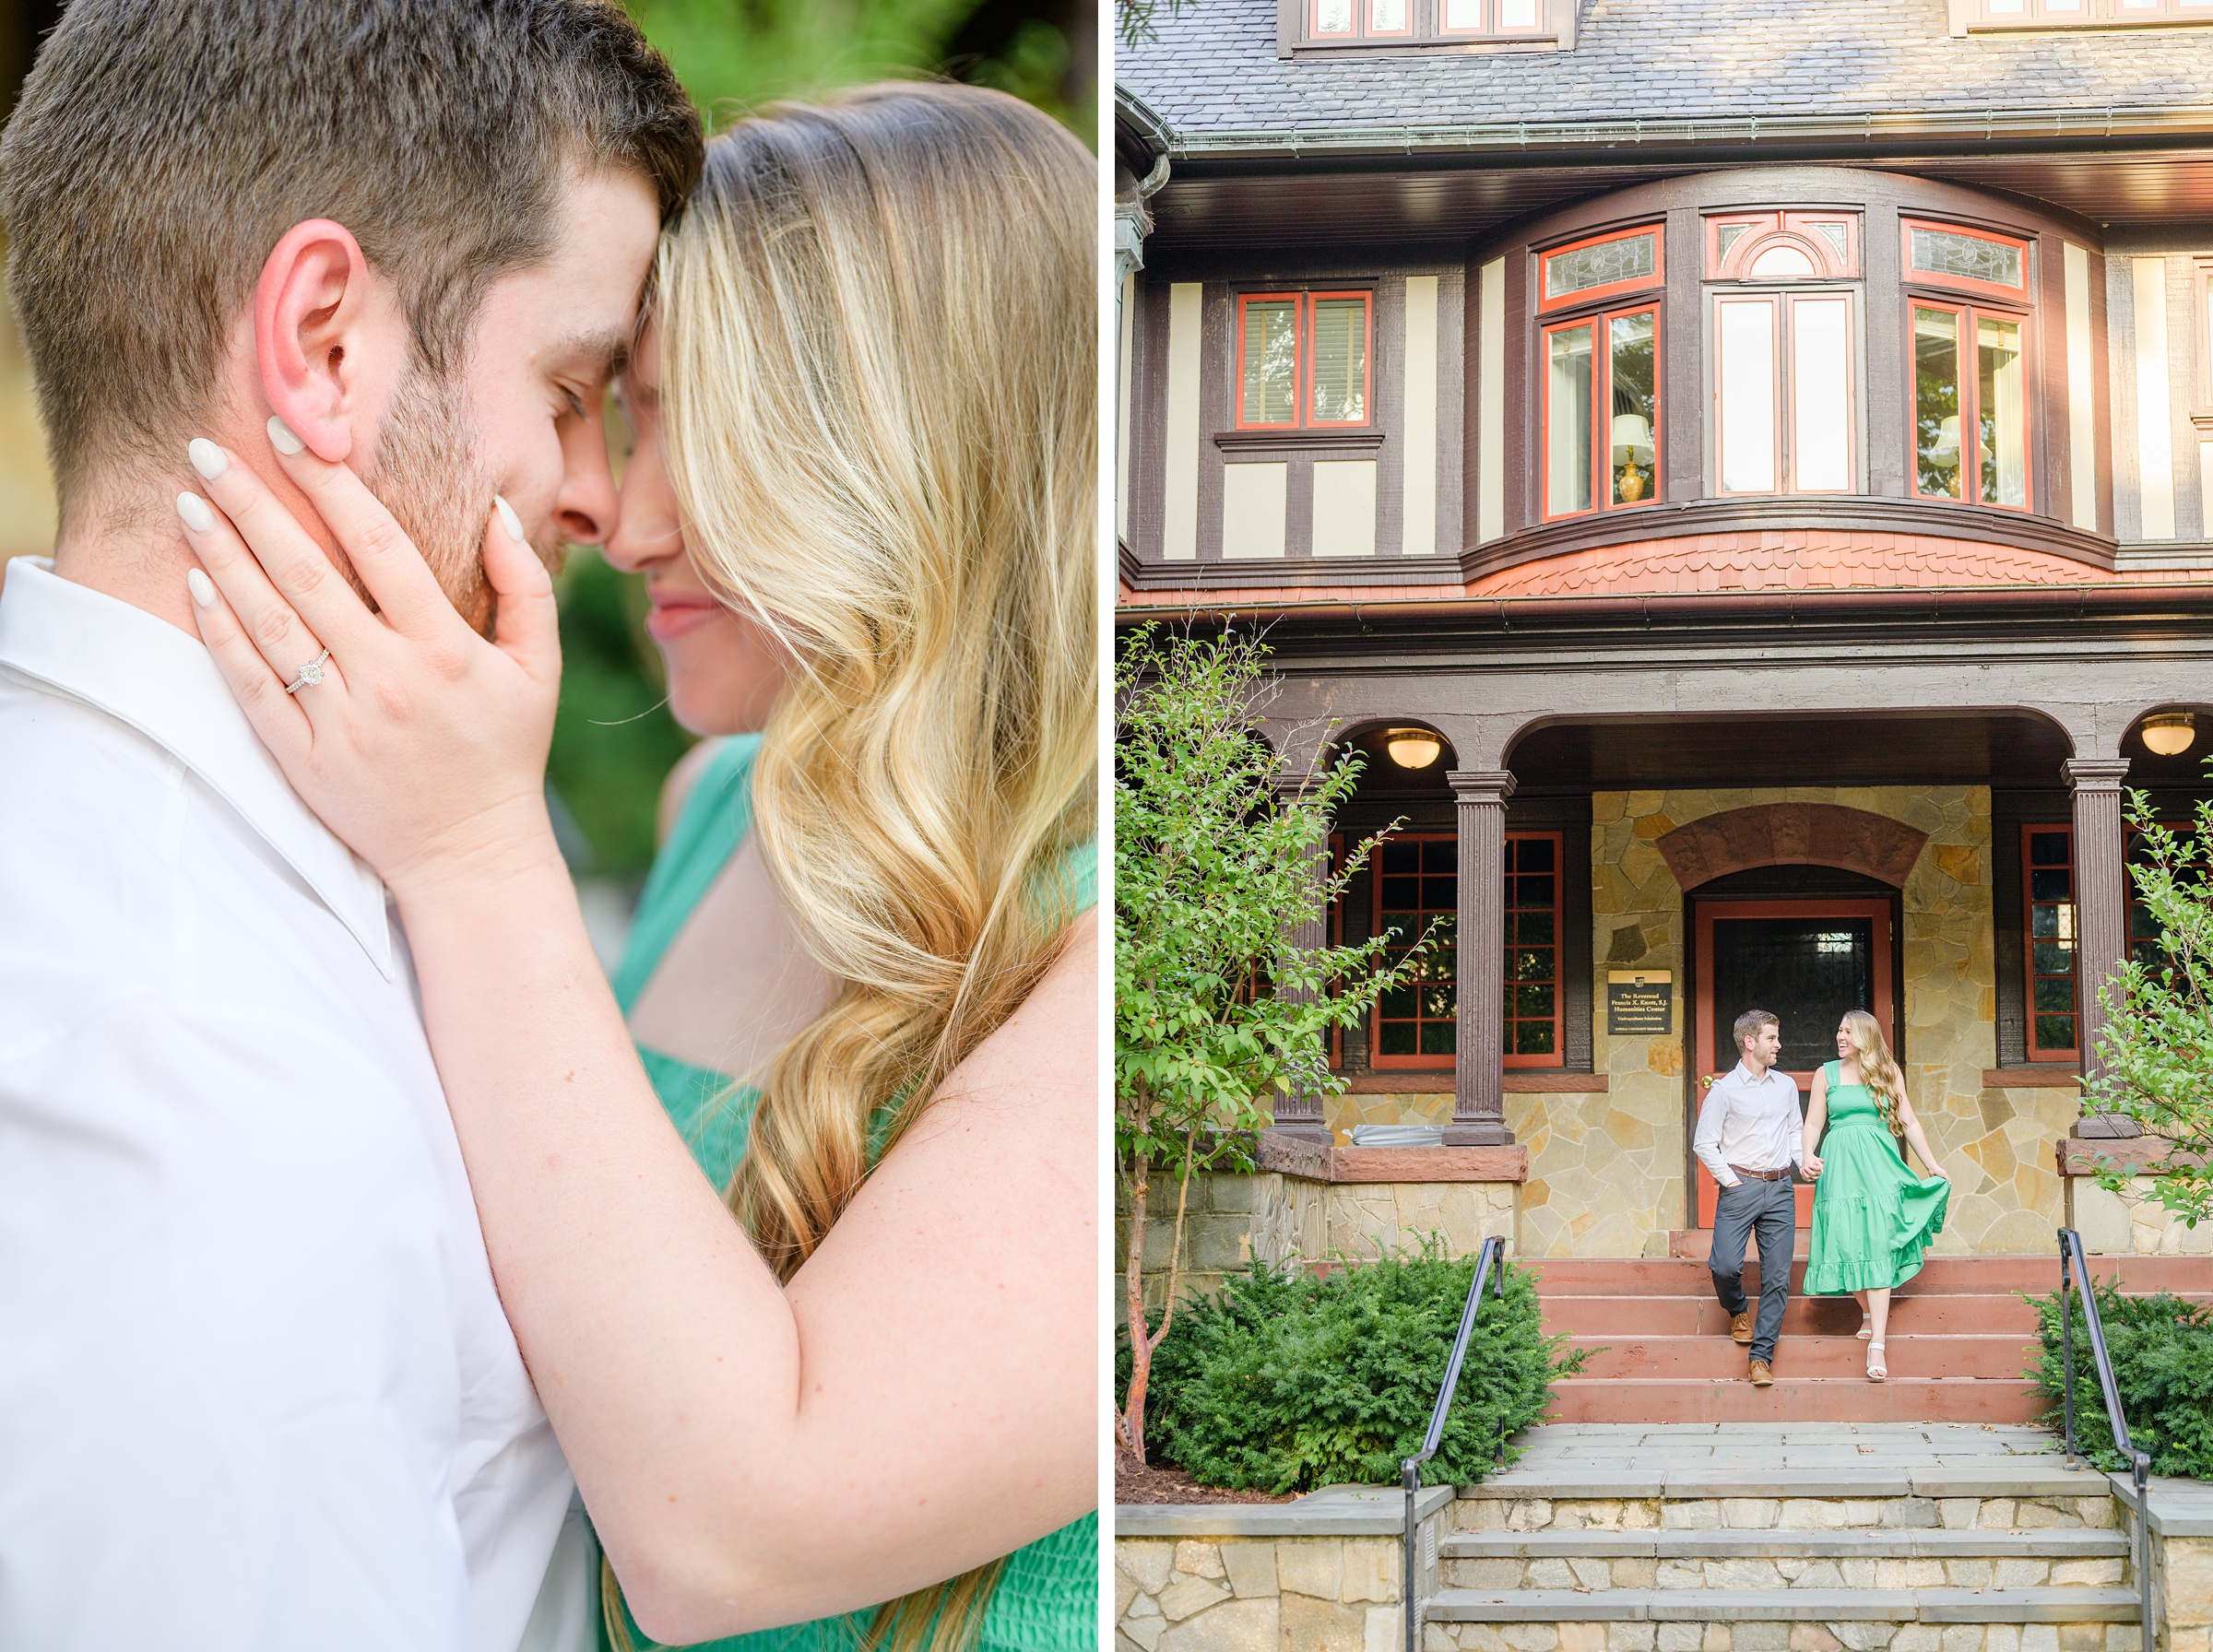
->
[[1693, 1059, 1805, 1187], [0, 559, 589, 1651]]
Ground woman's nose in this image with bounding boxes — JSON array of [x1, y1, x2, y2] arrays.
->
[[603, 512, 683, 574]]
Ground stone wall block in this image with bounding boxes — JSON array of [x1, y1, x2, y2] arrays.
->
[[1277, 1536, 1345, 1599], [1341, 1537, 1400, 1603], [1280, 1592, 1369, 1652], [1124, 1541, 1176, 1596], [1156, 1596, 1278, 1652], [2167, 1536, 2213, 1629], [1157, 1575, 1231, 1622], [1219, 1539, 1278, 1599]]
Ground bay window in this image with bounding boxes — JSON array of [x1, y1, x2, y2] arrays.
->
[[1236, 289, 1371, 431], [1714, 290, 1858, 495], [1904, 220, 2031, 512]]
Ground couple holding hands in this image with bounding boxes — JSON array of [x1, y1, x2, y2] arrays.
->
[[1694, 1009, 1953, 1387]]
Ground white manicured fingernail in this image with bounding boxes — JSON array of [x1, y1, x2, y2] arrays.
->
[[266, 415, 304, 455], [493, 494, 524, 544], [176, 490, 216, 533], [187, 438, 227, 480], [187, 567, 216, 608]]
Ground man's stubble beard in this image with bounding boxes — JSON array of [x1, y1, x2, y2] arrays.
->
[[361, 360, 543, 639]]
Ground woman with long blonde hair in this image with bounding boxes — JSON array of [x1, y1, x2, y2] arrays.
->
[[1800, 1009, 1952, 1383], [175, 82, 1096, 1652]]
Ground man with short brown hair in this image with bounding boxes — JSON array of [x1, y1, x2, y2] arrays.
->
[[0, 5, 699, 1646], [1694, 1009, 1805, 1386]]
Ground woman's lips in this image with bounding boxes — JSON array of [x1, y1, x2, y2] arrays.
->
[[645, 596, 723, 642]]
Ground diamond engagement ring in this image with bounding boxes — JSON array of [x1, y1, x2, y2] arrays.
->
[[284, 646, 333, 695]]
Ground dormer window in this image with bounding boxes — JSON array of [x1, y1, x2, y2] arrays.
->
[[1295, 0, 1568, 50], [1961, 0, 2213, 30]]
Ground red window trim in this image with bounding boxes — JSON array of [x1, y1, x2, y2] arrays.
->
[[1367, 829, 1566, 1071], [1234, 291, 1304, 431], [1306, 289, 1375, 430], [1536, 224, 1665, 315], [1370, 830, 1456, 1070], [1364, 0, 1413, 35], [1234, 290, 1373, 432], [2021, 822, 2079, 1063], [1309, 0, 1357, 36], [1906, 297, 2035, 514], [1503, 830, 1567, 1069], [1540, 301, 1663, 522], [1902, 217, 2031, 302], [1708, 212, 1862, 282]]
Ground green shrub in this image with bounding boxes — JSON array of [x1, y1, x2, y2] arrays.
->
[[2025, 1280, 2213, 1481], [1136, 1244, 1585, 1493]]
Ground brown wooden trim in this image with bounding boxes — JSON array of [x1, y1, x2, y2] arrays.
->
[[1505, 1070, 1610, 1092], [2056, 1136, 2205, 1175], [1985, 1066, 2082, 1088], [1215, 427, 1386, 452], [1256, 1131, 1530, 1183], [1340, 1071, 1452, 1092]]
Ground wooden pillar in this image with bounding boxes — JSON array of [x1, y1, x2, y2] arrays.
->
[[2065, 757, 2133, 1116], [1266, 774, 1334, 1145], [1447, 769, 1516, 1146]]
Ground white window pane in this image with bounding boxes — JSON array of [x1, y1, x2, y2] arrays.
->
[[1500, 0, 1541, 25], [1369, 0, 1408, 25], [1749, 242, 1817, 277], [1546, 324, 1593, 515], [1979, 314, 2028, 508], [1792, 297, 1852, 492], [1987, 0, 2025, 11], [1718, 299, 1777, 494], [1316, 0, 1355, 32], [2122, 0, 2160, 10], [2046, 0, 2082, 10], [1442, 0, 1485, 27]]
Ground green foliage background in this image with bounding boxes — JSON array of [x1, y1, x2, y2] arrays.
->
[[1127, 1246, 1586, 1492], [553, 0, 1095, 875], [2026, 1280, 2213, 1481]]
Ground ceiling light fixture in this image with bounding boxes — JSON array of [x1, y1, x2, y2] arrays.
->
[[2142, 712, 2196, 757], [1384, 728, 1442, 769]]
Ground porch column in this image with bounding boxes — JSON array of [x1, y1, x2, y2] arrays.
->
[[1266, 774, 1334, 1144], [2064, 758, 2133, 1115], [1447, 769, 1516, 1146]]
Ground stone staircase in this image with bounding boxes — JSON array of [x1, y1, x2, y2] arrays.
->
[[1421, 1423, 2141, 1652], [1530, 1251, 2209, 1424]]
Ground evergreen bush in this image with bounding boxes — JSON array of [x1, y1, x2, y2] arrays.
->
[[2025, 1280, 2213, 1481], [1134, 1244, 1586, 1493]]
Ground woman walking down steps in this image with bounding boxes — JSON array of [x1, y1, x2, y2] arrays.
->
[[1801, 1010, 1952, 1384]]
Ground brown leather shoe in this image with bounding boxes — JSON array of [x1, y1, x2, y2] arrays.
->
[[1748, 1358, 1775, 1386], [1731, 1312, 1754, 1344]]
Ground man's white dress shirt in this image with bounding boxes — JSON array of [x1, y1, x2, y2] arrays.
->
[[0, 559, 590, 1651], [1693, 1060, 1805, 1188]]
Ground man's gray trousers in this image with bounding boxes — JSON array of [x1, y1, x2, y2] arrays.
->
[[1708, 1175, 1795, 1364]]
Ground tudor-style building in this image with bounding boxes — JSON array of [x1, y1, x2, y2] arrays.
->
[[1117, 0, 2213, 1262]]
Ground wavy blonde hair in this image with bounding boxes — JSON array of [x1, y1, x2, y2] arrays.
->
[[1840, 1009, 1907, 1139], [607, 82, 1096, 1652]]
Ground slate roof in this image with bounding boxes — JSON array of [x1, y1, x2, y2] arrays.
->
[[1118, 0, 2213, 142]]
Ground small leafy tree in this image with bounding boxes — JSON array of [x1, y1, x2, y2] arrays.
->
[[2081, 782, 2213, 1227], [1115, 625, 1435, 1464]]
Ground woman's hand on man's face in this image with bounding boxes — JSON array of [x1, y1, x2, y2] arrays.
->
[[176, 418, 567, 901]]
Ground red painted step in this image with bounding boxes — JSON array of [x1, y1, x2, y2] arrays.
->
[[1567, 1331, 2035, 1381], [1529, 1249, 2207, 1425]]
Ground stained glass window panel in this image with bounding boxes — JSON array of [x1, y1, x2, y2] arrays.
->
[[1911, 226, 2024, 290], [1544, 232, 1657, 302]]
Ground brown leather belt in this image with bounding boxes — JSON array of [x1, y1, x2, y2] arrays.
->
[[1727, 1164, 1792, 1182]]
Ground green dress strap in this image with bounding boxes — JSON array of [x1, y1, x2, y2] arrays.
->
[[612, 734, 763, 1016], [605, 769, 1098, 1652]]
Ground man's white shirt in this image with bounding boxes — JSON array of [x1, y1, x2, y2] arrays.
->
[[1692, 1059, 1805, 1187], [0, 559, 590, 1651]]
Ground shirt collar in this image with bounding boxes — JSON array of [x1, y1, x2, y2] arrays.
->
[[1732, 1060, 1779, 1086], [0, 558, 394, 979]]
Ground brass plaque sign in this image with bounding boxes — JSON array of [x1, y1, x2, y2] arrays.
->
[[1607, 968, 1674, 1036]]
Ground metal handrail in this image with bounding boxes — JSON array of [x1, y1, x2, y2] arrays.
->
[[1402, 1233, 1509, 1652], [2057, 1227, 2156, 1649]]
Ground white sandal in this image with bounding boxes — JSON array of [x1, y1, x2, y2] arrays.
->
[[1866, 1339, 1888, 1383], [1856, 1313, 1873, 1340]]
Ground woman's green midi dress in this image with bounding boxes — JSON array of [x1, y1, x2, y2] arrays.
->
[[1803, 1060, 1949, 1296]]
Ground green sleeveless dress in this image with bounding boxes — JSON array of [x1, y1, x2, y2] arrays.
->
[[1803, 1060, 1949, 1296], [602, 734, 1099, 1652]]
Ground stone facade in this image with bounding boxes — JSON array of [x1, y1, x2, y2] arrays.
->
[[1420, 1623, 2141, 1652], [2066, 1176, 2213, 1257], [1331, 785, 2105, 1258], [1118, 1167, 1262, 1314]]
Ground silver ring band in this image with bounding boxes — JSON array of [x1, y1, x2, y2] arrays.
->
[[284, 646, 332, 694]]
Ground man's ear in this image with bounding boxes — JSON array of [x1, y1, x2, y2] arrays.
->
[[253, 218, 378, 465]]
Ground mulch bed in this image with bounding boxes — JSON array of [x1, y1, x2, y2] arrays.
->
[[1115, 1455, 1300, 1506]]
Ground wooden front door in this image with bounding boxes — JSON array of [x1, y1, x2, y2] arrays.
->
[[1691, 897, 1895, 1227]]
